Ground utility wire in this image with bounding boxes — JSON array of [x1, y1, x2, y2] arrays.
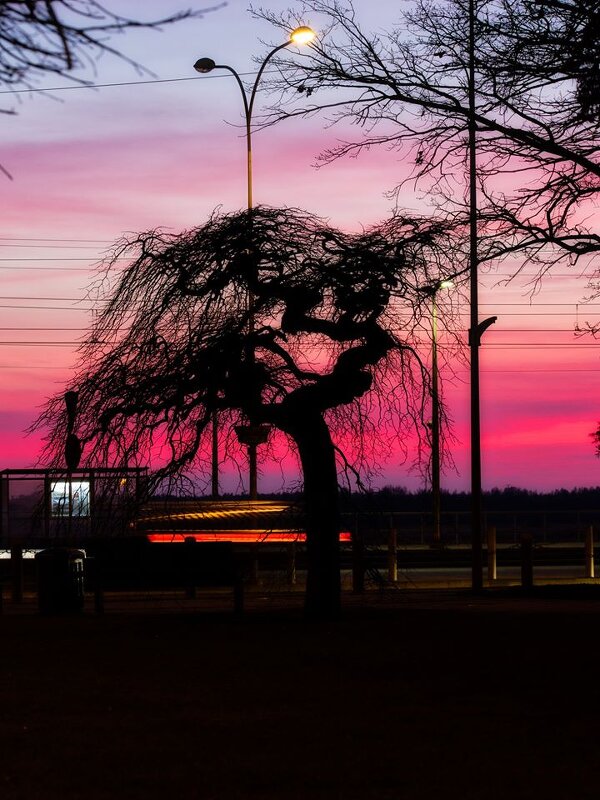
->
[[0, 237, 112, 243], [0, 258, 125, 262], [0, 72, 249, 96]]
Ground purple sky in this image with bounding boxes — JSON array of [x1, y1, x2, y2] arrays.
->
[[0, 0, 598, 492]]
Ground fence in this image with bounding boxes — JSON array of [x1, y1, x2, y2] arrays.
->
[[344, 509, 600, 547]]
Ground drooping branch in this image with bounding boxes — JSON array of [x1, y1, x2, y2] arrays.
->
[[33, 205, 460, 483]]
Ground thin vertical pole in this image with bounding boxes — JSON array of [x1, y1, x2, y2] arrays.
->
[[520, 533, 533, 591], [388, 527, 398, 582], [211, 411, 219, 498], [468, 0, 483, 591], [287, 542, 297, 585], [249, 444, 258, 501], [431, 293, 441, 544], [11, 547, 23, 603], [487, 526, 497, 582], [246, 68, 258, 500], [585, 525, 595, 579]]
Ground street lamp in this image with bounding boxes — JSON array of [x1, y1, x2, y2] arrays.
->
[[468, 0, 496, 589], [420, 280, 454, 545], [194, 25, 316, 499]]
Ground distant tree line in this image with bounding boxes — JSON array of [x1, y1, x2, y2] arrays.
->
[[248, 486, 600, 513]]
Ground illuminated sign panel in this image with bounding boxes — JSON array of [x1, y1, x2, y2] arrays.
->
[[50, 481, 90, 518]]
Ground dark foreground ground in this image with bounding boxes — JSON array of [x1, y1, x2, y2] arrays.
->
[[2, 587, 600, 799]]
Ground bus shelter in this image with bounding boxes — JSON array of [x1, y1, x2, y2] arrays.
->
[[0, 468, 148, 547]]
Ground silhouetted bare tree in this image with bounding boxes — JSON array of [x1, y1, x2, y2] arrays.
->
[[0, 2, 220, 178], [34, 206, 458, 617], [0, 2, 218, 99], [256, 0, 600, 307]]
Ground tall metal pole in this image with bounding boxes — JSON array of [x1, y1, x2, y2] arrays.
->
[[195, 41, 295, 500], [468, 0, 483, 591], [243, 44, 291, 499], [211, 410, 219, 498], [431, 291, 441, 544]]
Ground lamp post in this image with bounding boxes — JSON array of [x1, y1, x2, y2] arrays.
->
[[194, 25, 316, 500], [468, 0, 496, 589], [420, 280, 453, 544]]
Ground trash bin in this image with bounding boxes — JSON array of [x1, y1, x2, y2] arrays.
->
[[35, 548, 85, 614]]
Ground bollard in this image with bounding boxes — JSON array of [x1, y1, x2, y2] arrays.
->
[[585, 525, 595, 579], [520, 533, 533, 591], [487, 526, 497, 582], [35, 548, 85, 615], [388, 528, 397, 582], [286, 542, 297, 586], [11, 547, 23, 603], [352, 531, 365, 594]]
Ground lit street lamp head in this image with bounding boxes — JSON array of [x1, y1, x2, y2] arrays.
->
[[194, 57, 216, 74], [194, 26, 314, 75], [290, 26, 316, 45], [419, 279, 455, 297]]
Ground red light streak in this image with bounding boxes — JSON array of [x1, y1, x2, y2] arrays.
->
[[147, 530, 352, 543]]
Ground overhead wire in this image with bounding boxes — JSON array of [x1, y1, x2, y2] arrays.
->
[[0, 71, 249, 96]]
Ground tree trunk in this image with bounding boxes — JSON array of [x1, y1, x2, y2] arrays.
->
[[285, 413, 341, 619]]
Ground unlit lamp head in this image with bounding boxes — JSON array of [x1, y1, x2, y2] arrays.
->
[[194, 57, 216, 74]]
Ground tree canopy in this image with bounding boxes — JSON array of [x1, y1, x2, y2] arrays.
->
[[35, 205, 459, 616], [258, 0, 600, 316]]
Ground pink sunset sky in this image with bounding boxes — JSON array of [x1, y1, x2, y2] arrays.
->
[[0, 0, 598, 493]]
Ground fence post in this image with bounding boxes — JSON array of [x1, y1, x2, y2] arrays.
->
[[352, 528, 365, 594], [287, 542, 297, 586], [249, 544, 259, 585], [487, 526, 497, 582], [585, 525, 595, 579], [520, 533, 533, 591], [11, 547, 23, 603], [388, 528, 397, 583], [233, 575, 244, 618]]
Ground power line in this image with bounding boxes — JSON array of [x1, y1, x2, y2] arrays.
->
[[0, 258, 124, 262], [0, 327, 85, 331], [479, 344, 599, 348], [0, 267, 92, 271], [0, 71, 256, 96], [0, 245, 107, 250], [461, 368, 599, 373], [0, 305, 92, 310], [0, 296, 88, 301], [0, 237, 112, 243], [0, 343, 78, 346], [478, 303, 600, 307]]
